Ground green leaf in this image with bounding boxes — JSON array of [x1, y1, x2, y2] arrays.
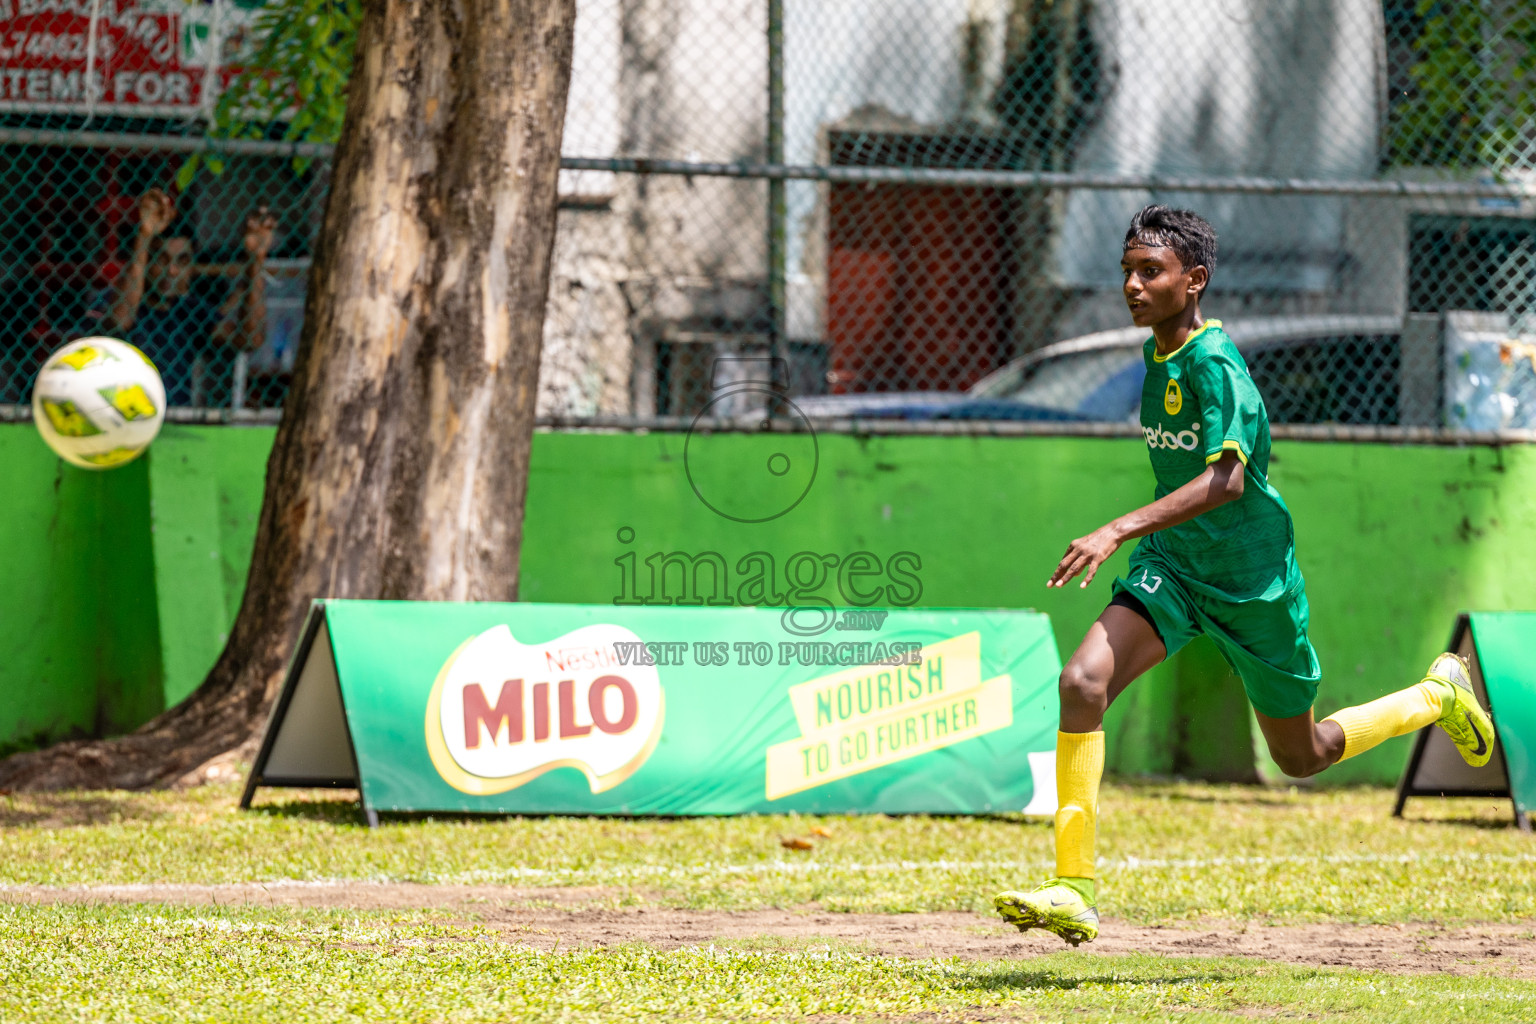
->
[[1386, 3, 1536, 169], [181, 0, 359, 184], [175, 155, 201, 190]]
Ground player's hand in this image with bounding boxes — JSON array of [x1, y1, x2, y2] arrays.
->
[[243, 204, 277, 259], [1048, 523, 1124, 589], [138, 188, 176, 237]]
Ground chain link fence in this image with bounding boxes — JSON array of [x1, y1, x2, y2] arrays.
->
[[0, 126, 321, 415], [1, 0, 1535, 435]]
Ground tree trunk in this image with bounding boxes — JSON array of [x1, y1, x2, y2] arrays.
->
[[0, 0, 577, 791]]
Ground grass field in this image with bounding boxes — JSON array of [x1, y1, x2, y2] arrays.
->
[[4, 780, 1534, 1022]]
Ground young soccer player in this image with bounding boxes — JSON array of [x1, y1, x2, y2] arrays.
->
[[993, 204, 1497, 947]]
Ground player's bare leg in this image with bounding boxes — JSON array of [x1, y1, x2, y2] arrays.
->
[[995, 604, 1165, 945], [1252, 708, 1344, 777], [1056, 604, 1167, 732], [1256, 653, 1496, 777]]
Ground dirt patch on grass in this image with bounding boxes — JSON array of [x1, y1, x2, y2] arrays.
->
[[5, 881, 1534, 977], [491, 907, 1536, 978]]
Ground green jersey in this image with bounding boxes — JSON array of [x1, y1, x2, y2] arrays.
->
[[1135, 320, 1301, 602]]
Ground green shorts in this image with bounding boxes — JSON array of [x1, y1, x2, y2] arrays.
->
[[1110, 549, 1321, 719]]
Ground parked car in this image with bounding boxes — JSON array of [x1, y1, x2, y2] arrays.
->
[[795, 315, 1404, 425], [786, 390, 1092, 422]]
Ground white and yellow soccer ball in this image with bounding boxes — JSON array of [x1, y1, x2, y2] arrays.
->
[[31, 337, 167, 470]]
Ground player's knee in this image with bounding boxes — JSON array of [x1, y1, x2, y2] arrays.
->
[[1268, 745, 1326, 778], [1058, 661, 1109, 714]]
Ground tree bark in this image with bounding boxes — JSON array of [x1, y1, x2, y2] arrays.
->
[[0, 0, 577, 791]]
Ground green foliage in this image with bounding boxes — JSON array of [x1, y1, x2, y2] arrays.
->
[[178, 0, 360, 189], [1387, 1, 1536, 170]]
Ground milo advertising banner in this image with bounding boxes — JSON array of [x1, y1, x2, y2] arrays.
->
[[242, 601, 1062, 822]]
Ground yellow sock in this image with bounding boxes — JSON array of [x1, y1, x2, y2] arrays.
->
[[1054, 730, 1105, 879], [1322, 682, 1444, 762]]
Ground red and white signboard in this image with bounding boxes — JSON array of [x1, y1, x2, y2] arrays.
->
[[0, 0, 255, 114]]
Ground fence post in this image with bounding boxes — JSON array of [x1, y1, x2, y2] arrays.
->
[[232, 351, 248, 412], [766, 0, 787, 376], [1399, 313, 1441, 427]]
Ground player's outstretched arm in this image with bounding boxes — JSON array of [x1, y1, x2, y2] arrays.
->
[[1048, 451, 1244, 589], [107, 189, 176, 333]]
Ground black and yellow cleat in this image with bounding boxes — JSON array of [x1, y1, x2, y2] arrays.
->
[[1425, 653, 1496, 768], [994, 879, 1099, 947]]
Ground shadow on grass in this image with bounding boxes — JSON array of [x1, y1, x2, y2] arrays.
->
[[948, 955, 1310, 994], [958, 967, 1243, 994], [245, 795, 367, 825], [1105, 780, 1315, 807], [242, 800, 609, 828], [1400, 813, 1527, 831], [0, 794, 171, 828]]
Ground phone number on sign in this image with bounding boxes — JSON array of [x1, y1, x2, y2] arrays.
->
[[0, 31, 120, 61]]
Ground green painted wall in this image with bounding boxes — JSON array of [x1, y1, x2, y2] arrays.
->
[[147, 426, 272, 706], [517, 434, 1536, 784], [0, 429, 161, 754], [2, 423, 1531, 785]]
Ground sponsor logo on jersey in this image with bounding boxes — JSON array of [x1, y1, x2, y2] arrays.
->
[[1163, 380, 1183, 415], [1143, 421, 1202, 452]]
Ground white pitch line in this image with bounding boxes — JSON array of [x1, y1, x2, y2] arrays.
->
[[2, 850, 1535, 894]]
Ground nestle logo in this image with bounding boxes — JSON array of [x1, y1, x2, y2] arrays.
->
[[543, 645, 623, 673]]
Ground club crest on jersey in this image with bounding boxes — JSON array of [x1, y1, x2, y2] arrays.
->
[[1163, 380, 1183, 416]]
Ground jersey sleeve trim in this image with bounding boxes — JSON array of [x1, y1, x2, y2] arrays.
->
[[1205, 439, 1249, 465], [1151, 318, 1223, 363]]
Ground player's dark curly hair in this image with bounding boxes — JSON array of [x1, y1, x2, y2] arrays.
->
[[1123, 204, 1218, 293]]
